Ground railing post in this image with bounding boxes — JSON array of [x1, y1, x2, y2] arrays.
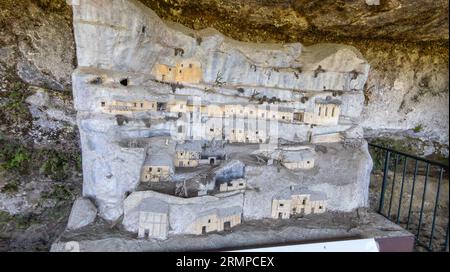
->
[[396, 157, 408, 224], [428, 168, 443, 251], [378, 150, 391, 214], [388, 154, 400, 217], [406, 160, 419, 230], [416, 163, 430, 241]]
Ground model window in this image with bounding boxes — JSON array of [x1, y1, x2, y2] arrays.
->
[[101, 102, 106, 107], [319, 206, 323, 209], [325, 107, 328, 117], [149, 167, 152, 172], [189, 64, 193, 68], [208, 219, 211, 223], [134, 103, 137, 107], [307, 161, 310, 164], [279, 203, 284, 207], [140, 103, 144, 108], [302, 199, 306, 205], [210, 128, 214, 132], [256, 131, 259, 135], [318, 106, 322, 116], [282, 116, 286, 120], [157, 168, 161, 173], [239, 183, 244, 186], [332, 107, 335, 117]]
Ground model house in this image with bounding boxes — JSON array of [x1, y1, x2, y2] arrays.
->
[[219, 178, 246, 192], [141, 151, 174, 182], [271, 187, 327, 219], [152, 59, 203, 84], [100, 100, 157, 114], [281, 150, 315, 170], [137, 198, 169, 240], [311, 132, 343, 143], [304, 97, 341, 125], [174, 141, 202, 168], [188, 206, 242, 235], [277, 107, 294, 122], [167, 99, 188, 113]]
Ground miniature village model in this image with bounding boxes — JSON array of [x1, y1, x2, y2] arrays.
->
[[64, 0, 374, 243]]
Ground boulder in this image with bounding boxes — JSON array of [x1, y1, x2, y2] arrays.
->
[[67, 197, 97, 230]]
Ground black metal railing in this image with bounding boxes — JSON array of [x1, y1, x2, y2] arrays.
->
[[368, 143, 449, 252]]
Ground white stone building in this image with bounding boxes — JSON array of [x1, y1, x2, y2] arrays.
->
[[137, 198, 169, 240], [271, 187, 327, 219]]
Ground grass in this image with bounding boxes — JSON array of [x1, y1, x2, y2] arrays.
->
[[413, 124, 423, 133], [0, 144, 31, 173], [41, 184, 74, 202], [0, 139, 81, 180]]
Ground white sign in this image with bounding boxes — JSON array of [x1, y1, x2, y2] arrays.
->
[[230, 238, 380, 252]]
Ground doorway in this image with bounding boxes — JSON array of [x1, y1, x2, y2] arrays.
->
[[202, 226, 207, 235], [224, 221, 231, 231], [209, 158, 216, 165]]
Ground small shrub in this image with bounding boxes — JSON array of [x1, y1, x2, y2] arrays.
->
[[39, 151, 70, 181], [413, 124, 423, 133], [1, 147, 30, 172], [42, 184, 74, 201]]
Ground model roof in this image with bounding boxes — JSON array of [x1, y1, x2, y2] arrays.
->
[[282, 150, 315, 163], [315, 96, 342, 105], [139, 198, 169, 214], [175, 141, 203, 152], [197, 206, 242, 219], [274, 186, 327, 201], [144, 149, 174, 168]]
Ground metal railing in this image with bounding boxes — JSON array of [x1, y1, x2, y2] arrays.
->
[[368, 143, 449, 252]]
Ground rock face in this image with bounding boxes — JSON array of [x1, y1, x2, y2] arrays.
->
[[0, 0, 75, 91], [140, 0, 448, 43], [67, 197, 97, 230]]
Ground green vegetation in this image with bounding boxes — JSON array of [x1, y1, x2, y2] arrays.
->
[[41, 184, 74, 202], [0, 210, 38, 231], [0, 143, 31, 173], [0, 139, 81, 180], [413, 124, 423, 133], [40, 150, 70, 181], [1, 81, 30, 120], [1, 179, 20, 194]]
